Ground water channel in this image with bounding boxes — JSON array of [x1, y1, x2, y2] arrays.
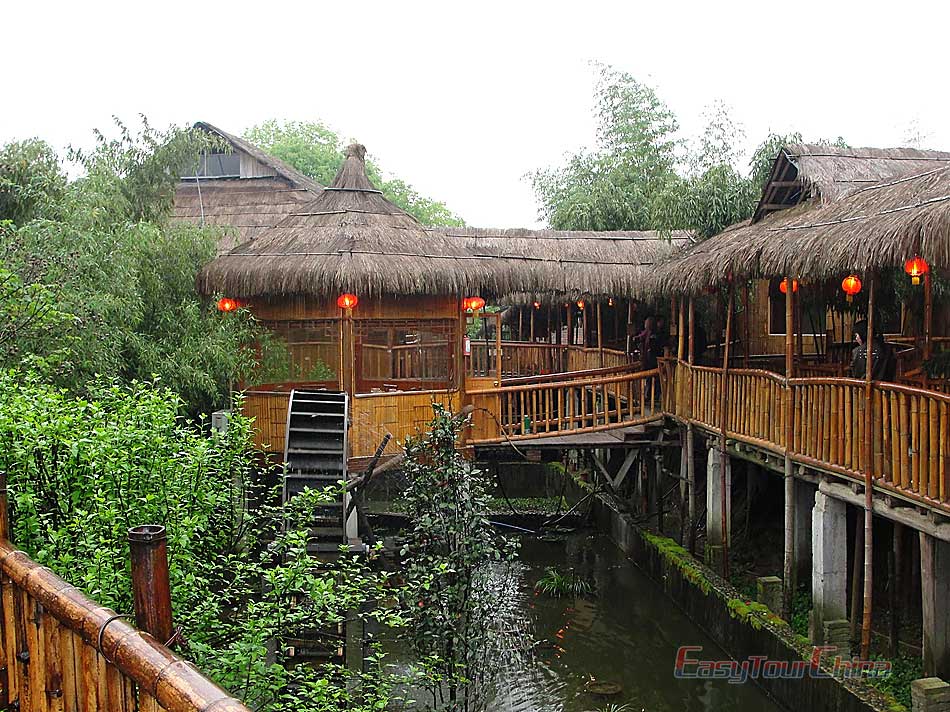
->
[[383, 530, 782, 711]]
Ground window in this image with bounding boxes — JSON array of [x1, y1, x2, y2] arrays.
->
[[768, 278, 828, 336], [357, 320, 456, 391], [181, 152, 241, 179]]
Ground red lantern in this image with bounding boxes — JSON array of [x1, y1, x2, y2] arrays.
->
[[463, 296, 485, 312], [576, 299, 585, 309], [841, 275, 862, 303], [904, 256, 929, 285], [337, 293, 358, 310], [216, 297, 238, 313], [533, 301, 541, 309], [779, 278, 799, 294]]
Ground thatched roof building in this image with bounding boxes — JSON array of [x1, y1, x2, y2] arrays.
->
[[198, 144, 502, 298], [198, 142, 690, 300], [173, 122, 321, 253], [659, 144, 950, 293]]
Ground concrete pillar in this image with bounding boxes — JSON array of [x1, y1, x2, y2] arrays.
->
[[810, 491, 848, 645], [911, 678, 950, 712], [705, 447, 731, 570], [920, 533, 950, 679], [794, 480, 816, 586], [757, 576, 783, 615]]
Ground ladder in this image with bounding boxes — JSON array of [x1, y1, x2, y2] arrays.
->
[[282, 389, 357, 554]]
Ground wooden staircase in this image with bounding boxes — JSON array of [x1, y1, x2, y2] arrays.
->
[[283, 389, 356, 554]]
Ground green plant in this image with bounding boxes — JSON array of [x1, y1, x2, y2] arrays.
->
[[0, 371, 412, 711], [400, 404, 520, 711], [866, 654, 921, 711], [534, 567, 593, 597]]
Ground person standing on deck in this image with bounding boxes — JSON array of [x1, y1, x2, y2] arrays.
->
[[636, 316, 661, 399], [850, 319, 896, 381]]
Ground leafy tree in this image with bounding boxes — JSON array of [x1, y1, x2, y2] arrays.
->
[[245, 119, 465, 226], [0, 119, 262, 414], [400, 405, 520, 711], [0, 373, 411, 711]]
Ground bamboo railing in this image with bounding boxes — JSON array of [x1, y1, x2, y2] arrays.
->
[[666, 360, 950, 511], [0, 504, 248, 711], [467, 368, 662, 444], [467, 342, 633, 380]]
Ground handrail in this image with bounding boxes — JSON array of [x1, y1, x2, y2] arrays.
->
[[665, 359, 950, 512], [0, 538, 249, 712], [501, 362, 639, 386], [468, 368, 658, 396]]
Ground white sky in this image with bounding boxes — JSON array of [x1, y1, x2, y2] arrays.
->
[[3, 0, 947, 228]]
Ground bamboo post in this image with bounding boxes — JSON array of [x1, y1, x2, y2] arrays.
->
[[128, 525, 174, 646], [596, 302, 604, 367], [718, 285, 734, 579], [341, 307, 356, 398], [783, 275, 796, 617], [567, 304, 573, 347], [687, 298, 697, 554], [743, 282, 751, 368], [677, 299, 686, 361], [0, 471, 7, 541], [518, 308, 524, 342], [530, 305, 536, 343], [890, 522, 903, 656], [861, 275, 876, 659], [555, 304, 562, 346], [924, 272, 933, 361], [582, 302, 588, 348], [850, 515, 864, 642], [494, 312, 502, 386], [457, 305, 466, 391], [626, 302, 634, 355]]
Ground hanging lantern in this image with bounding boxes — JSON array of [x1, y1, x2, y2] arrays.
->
[[608, 297, 615, 307], [216, 297, 238, 313], [841, 275, 862, 303], [904, 256, 929, 285], [779, 278, 799, 294], [463, 296, 485, 312], [576, 300, 585, 309], [337, 293, 359, 310], [532, 301, 541, 309]]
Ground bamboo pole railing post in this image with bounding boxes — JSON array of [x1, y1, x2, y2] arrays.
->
[[567, 304, 573, 347], [518, 308, 523, 342], [783, 275, 796, 618], [861, 275, 876, 659], [718, 285, 734, 579], [128, 525, 174, 646], [494, 312, 502, 387], [626, 301, 634, 356], [530, 305, 536, 343], [677, 299, 686, 361], [687, 298, 697, 554], [582, 302, 588, 348]]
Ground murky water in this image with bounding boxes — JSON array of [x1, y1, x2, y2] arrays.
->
[[384, 531, 781, 711]]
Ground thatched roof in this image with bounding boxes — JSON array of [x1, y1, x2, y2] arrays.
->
[[197, 145, 691, 300], [198, 144, 500, 298], [173, 123, 322, 253], [659, 160, 950, 293], [442, 228, 692, 300], [193, 122, 323, 192], [754, 144, 950, 221]]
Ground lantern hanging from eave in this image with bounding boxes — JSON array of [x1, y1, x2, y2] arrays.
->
[[779, 278, 799, 295], [216, 297, 238, 313], [463, 296, 485, 312], [337, 293, 359, 310], [532, 301, 541, 309], [576, 300, 585, 309], [904, 256, 929, 285], [841, 275, 862, 303]]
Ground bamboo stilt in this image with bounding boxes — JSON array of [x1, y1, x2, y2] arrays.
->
[[861, 275, 876, 660]]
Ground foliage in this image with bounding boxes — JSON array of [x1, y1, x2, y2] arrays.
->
[[0, 119, 264, 415], [865, 654, 921, 710], [399, 404, 520, 711], [531, 66, 850, 243], [790, 589, 812, 637], [0, 139, 67, 225], [245, 119, 464, 226], [534, 566, 592, 597], [0, 372, 410, 711]]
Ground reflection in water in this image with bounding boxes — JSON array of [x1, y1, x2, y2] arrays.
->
[[385, 532, 780, 712]]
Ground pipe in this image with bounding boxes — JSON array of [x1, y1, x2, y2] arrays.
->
[[128, 525, 174, 646]]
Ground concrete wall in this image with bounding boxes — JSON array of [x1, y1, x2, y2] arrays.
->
[[593, 493, 892, 712]]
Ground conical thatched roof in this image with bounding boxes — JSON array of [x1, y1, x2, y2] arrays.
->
[[658, 153, 950, 294], [197, 144, 498, 298]]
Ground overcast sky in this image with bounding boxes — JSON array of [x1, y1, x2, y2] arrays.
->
[[3, 1, 947, 227]]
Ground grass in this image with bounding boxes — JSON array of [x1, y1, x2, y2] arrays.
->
[[534, 567, 593, 597]]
